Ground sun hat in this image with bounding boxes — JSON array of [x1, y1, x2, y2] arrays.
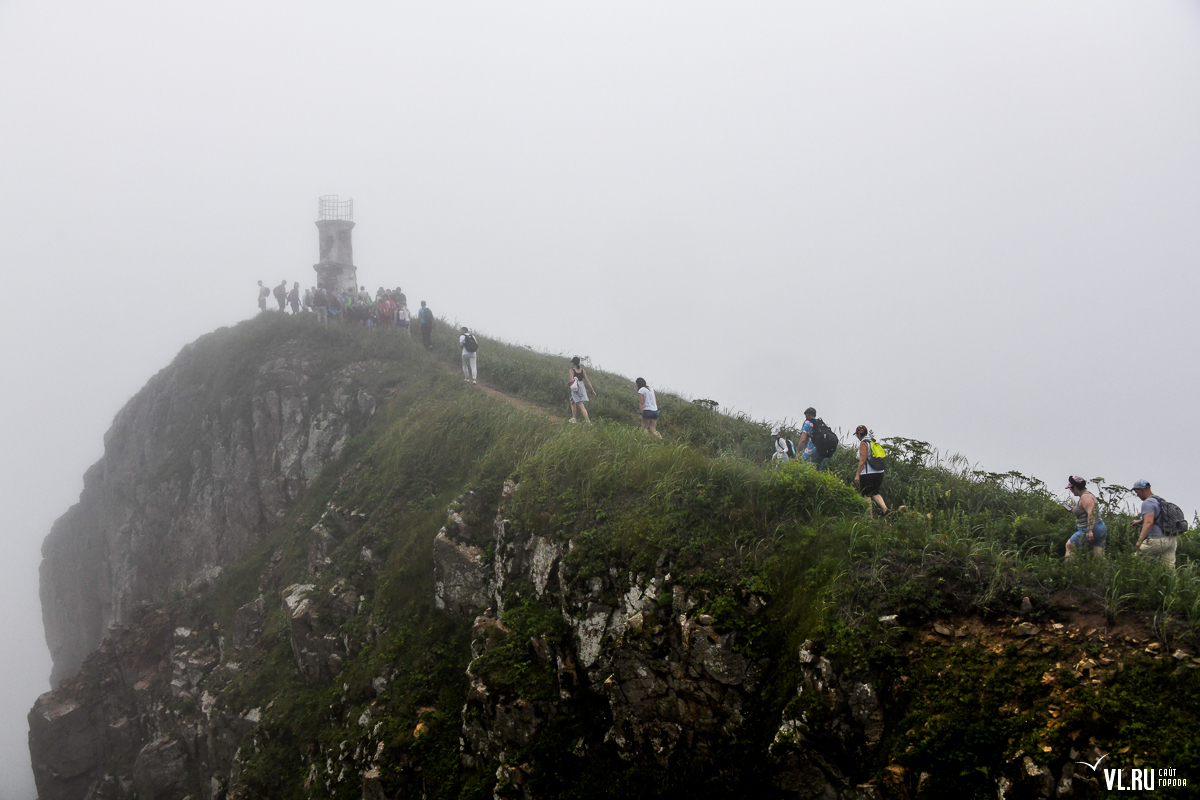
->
[[1132, 479, 1151, 490], [770, 427, 781, 436]]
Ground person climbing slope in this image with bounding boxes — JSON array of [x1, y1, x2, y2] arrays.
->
[[853, 425, 889, 516], [771, 427, 791, 462], [1064, 476, 1106, 559], [460, 326, 478, 384], [567, 357, 597, 423], [635, 378, 661, 438]]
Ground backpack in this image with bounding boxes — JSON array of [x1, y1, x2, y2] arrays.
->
[[462, 333, 478, 353], [315, 288, 327, 306], [785, 439, 797, 459], [1153, 496, 1188, 536], [865, 438, 887, 471], [809, 418, 839, 459]]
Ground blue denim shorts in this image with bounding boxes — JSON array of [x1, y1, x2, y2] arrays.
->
[[1068, 519, 1107, 547], [642, 410, 659, 420]]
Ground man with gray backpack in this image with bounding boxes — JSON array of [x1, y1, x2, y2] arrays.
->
[[1130, 480, 1185, 569], [797, 408, 838, 471]]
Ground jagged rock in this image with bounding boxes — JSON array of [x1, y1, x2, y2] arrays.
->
[[133, 736, 191, 800], [1016, 622, 1040, 637], [230, 595, 266, 650], [433, 530, 489, 615], [283, 581, 359, 685], [307, 522, 340, 575]]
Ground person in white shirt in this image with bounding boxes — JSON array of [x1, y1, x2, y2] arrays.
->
[[635, 377, 661, 438], [771, 427, 790, 462], [459, 327, 478, 384]]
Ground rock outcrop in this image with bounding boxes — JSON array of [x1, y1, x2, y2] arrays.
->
[[40, 339, 382, 686], [434, 480, 770, 772]]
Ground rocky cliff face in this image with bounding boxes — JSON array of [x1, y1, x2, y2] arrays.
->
[[30, 321, 1200, 800], [40, 332, 385, 687]]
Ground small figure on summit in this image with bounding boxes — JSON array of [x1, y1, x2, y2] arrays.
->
[[418, 301, 434, 350], [853, 425, 889, 516], [460, 327, 478, 384], [274, 280, 288, 311], [1064, 476, 1106, 559], [314, 285, 329, 323], [568, 357, 597, 423], [257, 280, 269, 313], [635, 378, 661, 438], [288, 282, 301, 314]]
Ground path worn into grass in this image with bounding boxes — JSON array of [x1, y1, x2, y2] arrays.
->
[[439, 362, 565, 422]]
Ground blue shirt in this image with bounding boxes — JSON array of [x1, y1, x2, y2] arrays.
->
[[1141, 497, 1165, 539], [800, 419, 817, 458]]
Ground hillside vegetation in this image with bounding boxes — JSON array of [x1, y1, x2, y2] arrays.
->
[[38, 312, 1200, 800]]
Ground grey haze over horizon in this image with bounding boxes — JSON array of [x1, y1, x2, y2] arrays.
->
[[2, 2, 1198, 795]]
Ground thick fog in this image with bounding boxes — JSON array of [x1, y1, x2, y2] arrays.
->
[[1, 2, 1198, 794]]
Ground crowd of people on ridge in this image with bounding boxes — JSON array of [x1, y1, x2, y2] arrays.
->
[[257, 280, 1185, 571]]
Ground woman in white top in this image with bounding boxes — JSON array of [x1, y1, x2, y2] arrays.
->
[[635, 377, 661, 438], [853, 425, 889, 516]]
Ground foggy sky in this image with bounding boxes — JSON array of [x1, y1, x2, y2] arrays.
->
[[1, 2, 1198, 795]]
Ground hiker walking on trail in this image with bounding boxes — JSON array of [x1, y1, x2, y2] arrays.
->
[[257, 281, 269, 313], [771, 427, 791, 462], [1131, 480, 1178, 569], [397, 303, 410, 331], [288, 282, 301, 314], [460, 327, 478, 384], [797, 408, 835, 471], [418, 301, 434, 349], [274, 280, 287, 311], [853, 425, 889, 516], [635, 378, 661, 438], [568, 357, 597, 423], [1064, 476, 1106, 559]]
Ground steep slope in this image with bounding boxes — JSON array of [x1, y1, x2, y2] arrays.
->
[[40, 318, 410, 686], [31, 315, 1200, 800]]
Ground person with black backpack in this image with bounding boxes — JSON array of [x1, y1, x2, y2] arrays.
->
[[1130, 480, 1180, 569], [853, 425, 890, 516], [771, 427, 792, 463], [459, 326, 478, 384], [797, 407, 838, 471]]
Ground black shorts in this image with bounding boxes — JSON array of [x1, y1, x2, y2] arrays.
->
[[858, 472, 884, 497]]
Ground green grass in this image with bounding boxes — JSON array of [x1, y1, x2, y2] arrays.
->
[[73, 311, 1200, 799]]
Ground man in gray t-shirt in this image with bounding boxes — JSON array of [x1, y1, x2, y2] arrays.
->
[[1131, 480, 1176, 569]]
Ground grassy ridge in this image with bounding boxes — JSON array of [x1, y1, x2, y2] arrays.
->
[[175, 313, 1200, 797]]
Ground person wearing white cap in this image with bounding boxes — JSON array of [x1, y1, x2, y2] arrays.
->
[[1130, 480, 1176, 569], [771, 427, 790, 462]]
